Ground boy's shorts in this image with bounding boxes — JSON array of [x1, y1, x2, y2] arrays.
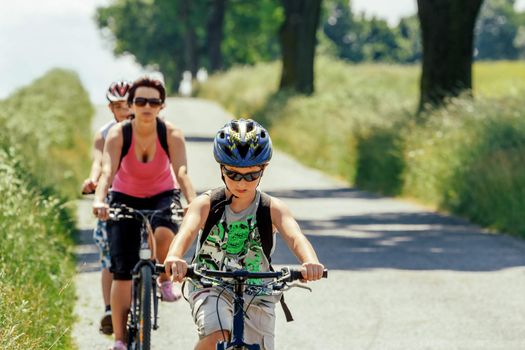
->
[[93, 219, 111, 269], [189, 287, 276, 350]]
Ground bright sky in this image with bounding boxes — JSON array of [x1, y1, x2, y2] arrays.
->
[[0, 0, 523, 103]]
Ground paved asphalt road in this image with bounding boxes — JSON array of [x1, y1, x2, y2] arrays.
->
[[73, 97, 525, 350]]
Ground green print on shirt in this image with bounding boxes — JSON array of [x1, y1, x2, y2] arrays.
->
[[244, 251, 263, 285], [224, 221, 251, 255]]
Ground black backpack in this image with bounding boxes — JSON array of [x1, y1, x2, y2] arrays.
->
[[198, 187, 294, 322], [120, 117, 170, 164]]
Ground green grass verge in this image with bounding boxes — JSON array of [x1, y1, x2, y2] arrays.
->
[[197, 58, 525, 237], [0, 69, 93, 349]]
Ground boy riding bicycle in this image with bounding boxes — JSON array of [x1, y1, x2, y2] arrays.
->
[[165, 119, 324, 350]]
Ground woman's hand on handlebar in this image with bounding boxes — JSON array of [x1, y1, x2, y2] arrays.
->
[[164, 256, 188, 283], [92, 200, 109, 220], [301, 262, 325, 282]]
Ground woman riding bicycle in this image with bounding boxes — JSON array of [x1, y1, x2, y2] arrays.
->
[[165, 119, 324, 350], [93, 77, 197, 350]]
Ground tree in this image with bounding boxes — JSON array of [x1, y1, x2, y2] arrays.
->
[[417, 0, 484, 110], [475, 0, 521, 59], [396, 15, 421, 63], [322, 1, 420, 63], [206, 0, 226, 71], [96, 0, 282, 92], [279, 0, 322, 94]]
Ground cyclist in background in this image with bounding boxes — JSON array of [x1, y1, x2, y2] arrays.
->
[[81, 80, 132, 335], [93, 77, 197, 350], [165, 119, 324, 350]]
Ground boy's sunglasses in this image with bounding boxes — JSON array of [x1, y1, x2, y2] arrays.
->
[[222, 167, 263, 182], [133, 97, 163, 107]]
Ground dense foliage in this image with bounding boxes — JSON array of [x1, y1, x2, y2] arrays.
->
[[0, 69, 93, 349]]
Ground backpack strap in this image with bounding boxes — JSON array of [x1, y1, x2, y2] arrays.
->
[[119, 118, 170, 167], [199, 187, 228, 247], [258, 192, 294, 322], [257, 192, 273, 262], [119, 120, 132, 165], [156, 117, 170, 160]]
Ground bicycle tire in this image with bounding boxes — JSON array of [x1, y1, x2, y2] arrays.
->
[[138, 265, 152, 350]]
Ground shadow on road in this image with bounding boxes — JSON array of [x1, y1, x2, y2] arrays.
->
[[186, 136, 214, 143], [267, 187, 379, 200], [267, 189, 525, 272], [75, 187, 525, 274], [74, 229, 101, 273]]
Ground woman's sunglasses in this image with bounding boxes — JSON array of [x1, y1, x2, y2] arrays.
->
[[133, 97, 163, 107], [222, 167, 263, 182]]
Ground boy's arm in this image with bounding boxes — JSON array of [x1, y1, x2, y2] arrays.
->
[[166, 123, 197, 204], [93, 125, 123, 219], [271, 196, 325, 281], [82, 131, 104, 194], [165, 194, 210, 282]]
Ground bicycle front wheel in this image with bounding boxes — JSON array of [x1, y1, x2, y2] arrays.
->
[[138, 264, 152, 350]]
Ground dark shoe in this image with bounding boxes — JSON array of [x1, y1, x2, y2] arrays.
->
[[99, 310, 113, 335]]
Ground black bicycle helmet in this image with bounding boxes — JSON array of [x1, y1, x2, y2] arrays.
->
[[213, 119, 272, 167]]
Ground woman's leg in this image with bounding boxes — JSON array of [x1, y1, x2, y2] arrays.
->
[[111, 280, 132, 342], [154, 227, 175, 282]]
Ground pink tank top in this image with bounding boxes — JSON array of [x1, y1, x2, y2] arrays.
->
[[112, 132, 179, 198]]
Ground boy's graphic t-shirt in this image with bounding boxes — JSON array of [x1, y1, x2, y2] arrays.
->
[[194, 190, 276, 293]]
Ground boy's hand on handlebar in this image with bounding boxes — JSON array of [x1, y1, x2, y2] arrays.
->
[[92, 201, 109, 220], [164, 256, 188, 283], [301, 262, 325, 281]]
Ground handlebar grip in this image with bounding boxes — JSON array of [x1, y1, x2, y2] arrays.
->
[[185, 266, 196, 278], [290, 268, 328, 281], [155, 264, 165, 274]]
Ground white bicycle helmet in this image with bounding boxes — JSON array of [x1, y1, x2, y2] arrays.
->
[[106, 80, 132, 102]]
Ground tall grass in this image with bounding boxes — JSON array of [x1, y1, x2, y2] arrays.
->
[[0, 69, 92, 349], [198, 58, 525, 237]]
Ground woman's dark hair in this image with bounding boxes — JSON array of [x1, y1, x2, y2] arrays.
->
[[127, 77, 166, 105]]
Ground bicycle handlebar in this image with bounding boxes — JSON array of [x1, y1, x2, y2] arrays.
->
[[177, 265, 327, 283]]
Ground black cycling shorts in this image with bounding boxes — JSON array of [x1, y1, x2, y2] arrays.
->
[[108, 189, 181, 280]]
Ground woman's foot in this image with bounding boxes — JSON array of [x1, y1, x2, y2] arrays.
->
[[158, 279, 181, 302], [109, 340, 126, 350]]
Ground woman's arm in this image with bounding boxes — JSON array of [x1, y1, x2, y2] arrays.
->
[[166, 122, 197, 204], [165, 194, 210, 281], [270, 196, 324, 281], [93, 125, 123, 219]]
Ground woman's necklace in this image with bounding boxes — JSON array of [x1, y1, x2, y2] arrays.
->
[[132, 120, 157, 163], [135, 136, 156, 163]]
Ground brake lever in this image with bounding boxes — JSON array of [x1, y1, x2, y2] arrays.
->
[[282, 283, 312, 293]]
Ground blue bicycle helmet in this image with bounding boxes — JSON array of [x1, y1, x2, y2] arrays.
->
[[214, 119, 273, 167]]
